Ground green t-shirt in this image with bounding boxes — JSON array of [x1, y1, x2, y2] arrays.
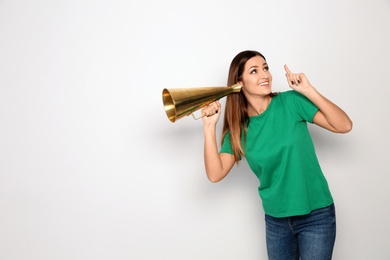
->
[[220, 90, 333, 218]]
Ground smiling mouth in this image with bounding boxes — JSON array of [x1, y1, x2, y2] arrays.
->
[[259, 82, 269, 86]]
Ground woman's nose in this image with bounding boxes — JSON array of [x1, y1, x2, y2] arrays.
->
[[259, 71, 268, 78]]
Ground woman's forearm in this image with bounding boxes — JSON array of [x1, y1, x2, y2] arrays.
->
[[305, 88, 353, 133], [202, 101, 233, 182]]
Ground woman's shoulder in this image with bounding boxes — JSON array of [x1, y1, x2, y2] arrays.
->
[[277, 89, 299, 97], [273, 90, 296, 101], [275, 90, 306, 101]]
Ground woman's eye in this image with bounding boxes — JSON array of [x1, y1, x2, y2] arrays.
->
[[263, 66, 269, 71], [250, 69, 257, 74]]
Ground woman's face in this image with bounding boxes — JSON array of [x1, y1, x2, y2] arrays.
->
[[240, 55, 272, 96]]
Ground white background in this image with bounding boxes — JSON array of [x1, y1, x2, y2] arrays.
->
[[1, 0, 389, 259]]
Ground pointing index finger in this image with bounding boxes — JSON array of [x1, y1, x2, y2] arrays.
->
[[284, 64, 291, 74]]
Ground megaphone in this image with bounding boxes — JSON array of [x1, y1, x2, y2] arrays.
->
[[162, 83, 242, 122]]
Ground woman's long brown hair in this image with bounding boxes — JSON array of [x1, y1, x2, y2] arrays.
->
[[221, 50, 269, 163]]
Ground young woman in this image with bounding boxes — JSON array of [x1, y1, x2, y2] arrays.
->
[[201, 50, 352, 259]]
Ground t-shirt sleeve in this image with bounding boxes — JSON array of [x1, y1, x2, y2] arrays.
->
[[290, 90, 319, 123], [220, 131, 234, 155]]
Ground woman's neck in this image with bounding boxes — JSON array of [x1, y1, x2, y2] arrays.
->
[[247, 95, 272, 116]]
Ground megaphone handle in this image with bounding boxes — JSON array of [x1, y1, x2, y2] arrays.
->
[[191, 113, 206, 120]]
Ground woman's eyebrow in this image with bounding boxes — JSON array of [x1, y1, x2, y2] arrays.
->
[[249, 63, 267, 70]]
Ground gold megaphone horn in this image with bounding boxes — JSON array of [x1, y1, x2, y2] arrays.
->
[[162, 83, 242, 122]]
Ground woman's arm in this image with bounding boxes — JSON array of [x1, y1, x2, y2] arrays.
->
[[202, 101, 235, 182], [284, 65, 353, 133], [308, 90, 352, 133]]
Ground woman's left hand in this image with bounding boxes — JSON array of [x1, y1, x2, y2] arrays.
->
[[284, 64, 314, 94]]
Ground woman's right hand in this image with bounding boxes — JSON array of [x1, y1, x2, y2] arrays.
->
[[201, 101, 221, 126]]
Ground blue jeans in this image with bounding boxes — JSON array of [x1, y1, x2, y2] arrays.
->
[[265, 203, 336, 260]]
